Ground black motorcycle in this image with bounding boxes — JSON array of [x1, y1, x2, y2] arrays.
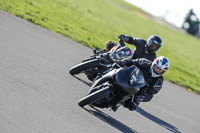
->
[[69, 36, 133, 81], [78, 64, 145, 110]]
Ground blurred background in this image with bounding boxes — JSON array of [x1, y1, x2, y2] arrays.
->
[[125, 0, 200, 38]]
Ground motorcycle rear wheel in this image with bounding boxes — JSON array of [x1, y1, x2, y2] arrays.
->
[[69, 59, 99, 75]]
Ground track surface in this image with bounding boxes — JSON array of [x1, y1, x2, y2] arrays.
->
[[0, 10, 200, 133]]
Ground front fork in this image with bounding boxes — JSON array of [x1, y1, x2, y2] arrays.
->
[[85, 58, 112, 78], [88, 82, 111, 94]]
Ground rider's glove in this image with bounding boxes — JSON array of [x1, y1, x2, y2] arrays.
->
[[118, 34, 129, 42], [118, 34, 125, 40]]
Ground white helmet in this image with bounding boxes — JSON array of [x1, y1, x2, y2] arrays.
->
[[150, 56, 170, 77]]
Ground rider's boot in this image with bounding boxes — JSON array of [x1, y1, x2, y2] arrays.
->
[[111, 103, 121, 112]]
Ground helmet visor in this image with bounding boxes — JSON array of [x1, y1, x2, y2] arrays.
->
[[153, 64, 165, 75], [148, 42, 161, 53]]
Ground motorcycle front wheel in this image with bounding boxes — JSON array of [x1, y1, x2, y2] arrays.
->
[[78, 86, 111, 107]]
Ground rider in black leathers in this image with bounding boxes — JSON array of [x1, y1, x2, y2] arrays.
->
[[182, 9, 200, 36], [106, 34, 163, 61], [112, 56, 170, 111]]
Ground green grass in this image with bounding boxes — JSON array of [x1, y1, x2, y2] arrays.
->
[[112, 0, 149, 14], [1, 0, 200, 94]]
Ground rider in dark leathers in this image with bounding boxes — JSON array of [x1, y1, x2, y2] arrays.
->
[[112, 56, 170, 111], [106, 34, 163, 61], [182, 9, 200, 36]]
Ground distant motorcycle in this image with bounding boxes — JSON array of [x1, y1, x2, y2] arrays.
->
[[78, 64, 145, 109], [69, 36, 133, 81]]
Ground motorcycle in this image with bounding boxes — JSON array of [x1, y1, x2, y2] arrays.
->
[[69, 36, 133, 81], [78, 63, 145, 110]]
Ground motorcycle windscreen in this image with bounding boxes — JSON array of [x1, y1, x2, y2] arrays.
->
[[115, 47, 133, 60], [115, 65, 145, 94], [129, 66, 145, 88]]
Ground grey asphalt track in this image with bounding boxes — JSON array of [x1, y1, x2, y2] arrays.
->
[[0, 10, 200, 133]]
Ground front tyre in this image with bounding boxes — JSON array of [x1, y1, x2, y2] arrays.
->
[[69, 59, 99, 75], [78, 86, 111, 107]]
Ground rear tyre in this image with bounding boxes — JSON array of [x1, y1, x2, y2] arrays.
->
[[69, 59, 99, 75], [78, 87, 111, 107]]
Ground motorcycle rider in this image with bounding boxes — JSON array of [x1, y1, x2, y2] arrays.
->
[[106, 34, 163, 61], [182, 9, 200, 36], [112, 56, 170, 111]]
